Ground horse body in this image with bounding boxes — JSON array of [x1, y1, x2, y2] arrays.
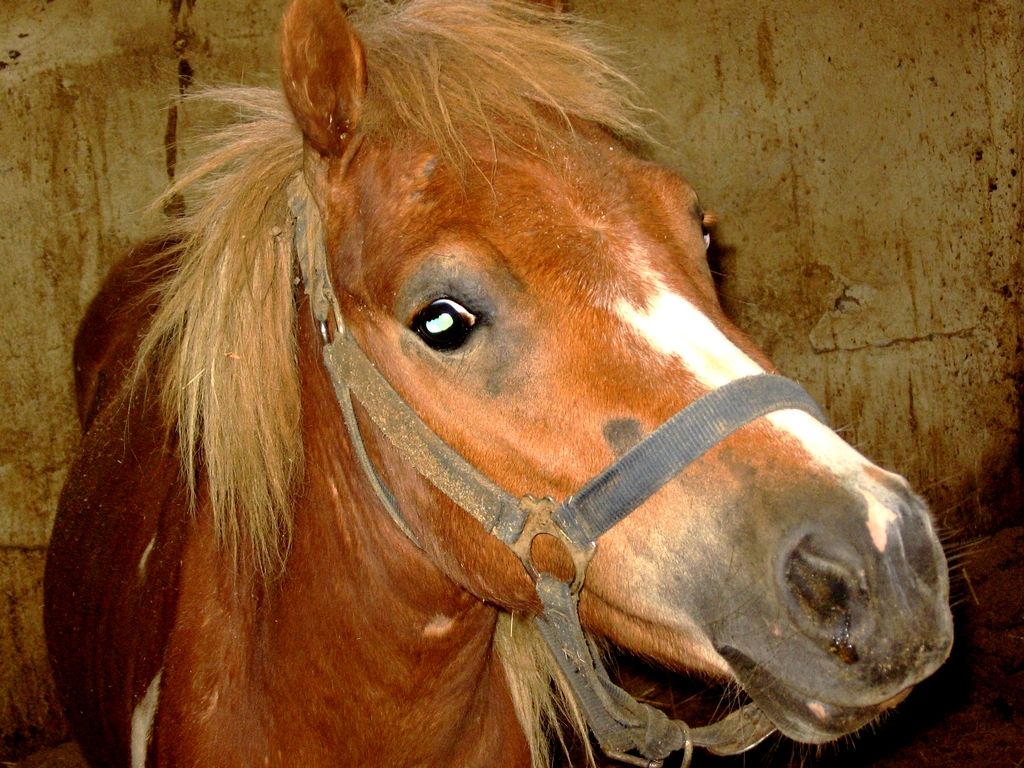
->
[[47, 248, 191, 767], [46, 1, 953, 766]]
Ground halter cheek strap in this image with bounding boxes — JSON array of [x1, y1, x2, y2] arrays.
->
[[290, 191, 826, 767]]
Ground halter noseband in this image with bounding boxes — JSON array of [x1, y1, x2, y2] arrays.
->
[[291, 192, 827, 767]]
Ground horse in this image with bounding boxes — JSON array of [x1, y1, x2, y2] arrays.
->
[[43, 0, 953, 766]]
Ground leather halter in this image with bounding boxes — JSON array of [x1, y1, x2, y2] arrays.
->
[[290, 191, 827, 767]]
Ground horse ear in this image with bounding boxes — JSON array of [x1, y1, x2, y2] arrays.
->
[[280, 0, 366, 157]]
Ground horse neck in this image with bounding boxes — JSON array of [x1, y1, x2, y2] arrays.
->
[[255, 323, 530, 766]]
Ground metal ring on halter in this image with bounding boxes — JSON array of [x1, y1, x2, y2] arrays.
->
[[679, 729, 694, 768], [509, 495, 596, 594]]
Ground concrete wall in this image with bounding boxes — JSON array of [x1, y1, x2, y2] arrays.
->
[[0, 0, 1020, 758]]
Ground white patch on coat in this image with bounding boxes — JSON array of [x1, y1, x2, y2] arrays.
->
[[138, 535, 156, 579], [862, 489, 898, 551], [807, 701, 828, 720], [130, 670, 163, 768], [617, 289, 762, 388], [423, 614, 455, 638], [765, 410, 866, 477]]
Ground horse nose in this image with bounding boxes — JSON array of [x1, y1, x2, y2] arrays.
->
[[891, 489, 942, 590], [783, 533, 868, 664]]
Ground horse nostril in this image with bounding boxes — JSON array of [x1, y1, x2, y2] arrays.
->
[[786, 546, 852, 621], [784, 537, 865, 664]]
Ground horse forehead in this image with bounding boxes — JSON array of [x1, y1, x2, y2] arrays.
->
[[355, 142, 702, 312], [370, 138, 679, 233], [493, 146, 693, 229]]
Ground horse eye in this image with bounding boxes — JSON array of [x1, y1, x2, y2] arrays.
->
[[412, 299, 477, 350], [700, 211, 716, 252]]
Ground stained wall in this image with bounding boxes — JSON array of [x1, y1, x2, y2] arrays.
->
[[0, 0, 288, 758], [0, 0, 1020, 759]]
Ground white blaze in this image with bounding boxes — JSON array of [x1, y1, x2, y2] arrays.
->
[[616, 288, 849, 464], [617, 289, 762, 387]]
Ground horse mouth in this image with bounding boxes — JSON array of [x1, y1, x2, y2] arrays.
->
[[718, 646, 917, 743]]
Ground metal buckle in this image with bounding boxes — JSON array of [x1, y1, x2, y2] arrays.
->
[[511, 495, 596, 594]]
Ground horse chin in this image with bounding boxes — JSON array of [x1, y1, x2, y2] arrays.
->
[[720, 646, 914, 744]]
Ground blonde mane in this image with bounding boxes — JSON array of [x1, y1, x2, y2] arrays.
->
[[134, 2, 651, 764]]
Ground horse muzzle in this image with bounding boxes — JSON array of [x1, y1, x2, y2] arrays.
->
[[707, 479, 953, 743]]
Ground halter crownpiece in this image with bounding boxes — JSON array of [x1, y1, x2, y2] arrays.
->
[[289, 189, 827, 766]]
